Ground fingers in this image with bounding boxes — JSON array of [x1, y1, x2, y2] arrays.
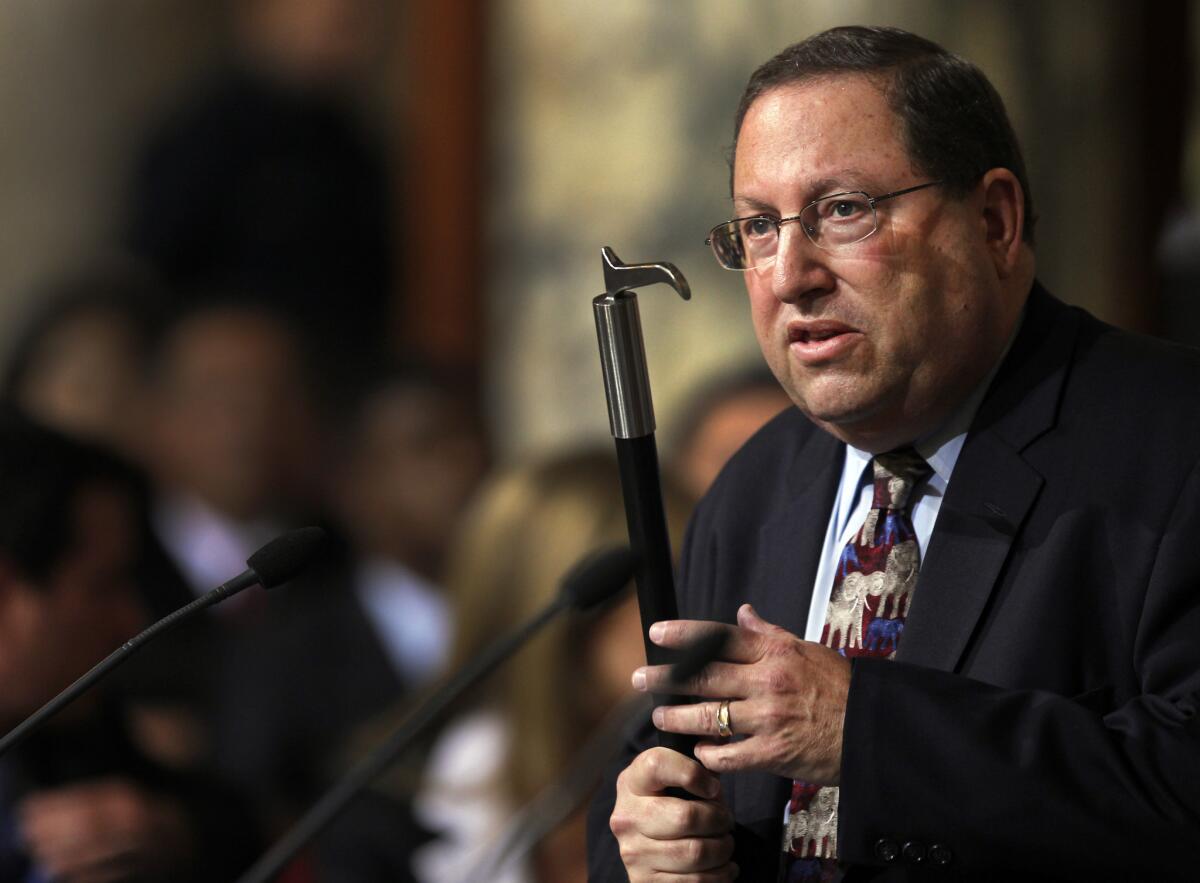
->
[[653, 699, 754, 739], [621, 747, 722, 799], [612, 749, 739, 881], [649, 619, 765, 664], [616, 832, 738, 880], [635, 660, 746, 697], [18, 780, 189, 881], [735, 603, 785, 634]]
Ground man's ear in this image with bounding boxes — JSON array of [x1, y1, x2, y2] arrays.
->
[[978, 167, 1026, 279]]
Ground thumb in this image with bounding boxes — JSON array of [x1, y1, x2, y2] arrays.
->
[[736, 603, 785, 635]]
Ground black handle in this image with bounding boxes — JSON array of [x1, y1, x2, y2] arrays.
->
[[615, 435, 696, 757]]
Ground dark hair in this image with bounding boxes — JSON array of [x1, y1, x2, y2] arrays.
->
[[0, 407, 146, 585], [732, 25, 1036, 243]]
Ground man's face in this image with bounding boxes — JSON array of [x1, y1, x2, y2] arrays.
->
[[151, 312, 315, 519], [734, 76, 1012, 451]]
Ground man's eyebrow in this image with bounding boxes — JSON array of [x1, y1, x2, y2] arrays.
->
[[732, 174, 870, 215], [731, 196, 776, 216]]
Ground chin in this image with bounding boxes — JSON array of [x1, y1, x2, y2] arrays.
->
[[794, 386, 880, 427]]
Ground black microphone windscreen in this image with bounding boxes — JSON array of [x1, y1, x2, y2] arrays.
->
[[247, 527, 329, 589], [559, 545, 636, 612]]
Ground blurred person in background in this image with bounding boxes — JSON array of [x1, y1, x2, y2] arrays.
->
[[114, 298, 327, 780], [143, 299, 321, 602], [671, 366, 793, 500], [1, 259, 170, 465], [0, 265, 230, 777], [0, 409, 258, 882], [212, 364, 488, 837], [125, 0, 395, 380], [402, 450, 694, 883]]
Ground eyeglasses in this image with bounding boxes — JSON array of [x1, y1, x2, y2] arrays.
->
[[705, 180, 943, 271]]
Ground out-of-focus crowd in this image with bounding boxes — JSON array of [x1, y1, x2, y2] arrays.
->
[[0, 1, 796, 881], [0, 263, 788, 883]]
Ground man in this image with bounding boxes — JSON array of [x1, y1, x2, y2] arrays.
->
[[588, 26, 1200, 881], [0, 410, 257, 881]]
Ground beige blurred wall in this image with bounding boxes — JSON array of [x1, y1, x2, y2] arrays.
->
[[0, 1, 1188, 461], [484, 0, 1156, 459], [0, 0, 220, 348]]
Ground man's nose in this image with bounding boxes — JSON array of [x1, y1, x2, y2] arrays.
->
[[770, 221, 835, 303]]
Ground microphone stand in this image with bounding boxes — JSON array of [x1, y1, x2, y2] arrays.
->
[[592, 246, 694, 755]]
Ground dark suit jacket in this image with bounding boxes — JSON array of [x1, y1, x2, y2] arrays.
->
[[588, 284, 1200, 881]]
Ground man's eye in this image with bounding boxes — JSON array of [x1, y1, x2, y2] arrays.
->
[[743, 218, 776, 239], [830, 200, 865, 218]]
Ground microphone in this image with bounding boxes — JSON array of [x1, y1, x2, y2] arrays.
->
[[0, 526, 328, 758], [236, 544, 637, 883]]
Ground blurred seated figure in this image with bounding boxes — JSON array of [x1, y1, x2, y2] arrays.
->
[[0, 266, 232, 772], [671, 366, 792, 499], [213, 365, 487, 833], [0, 410, 258, 881], [108, 299, 327, 776], [403, 450, 694, 883], [1, 258, 168, 463], [143, 299, 321, 603]]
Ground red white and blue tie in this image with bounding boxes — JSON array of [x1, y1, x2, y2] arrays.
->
[[783, 448, 932, 881]]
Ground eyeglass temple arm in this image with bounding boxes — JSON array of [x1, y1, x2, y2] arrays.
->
[[592, 246, 696, 760]]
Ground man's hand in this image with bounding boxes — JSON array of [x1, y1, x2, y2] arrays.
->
[[634, 603, 850, 784], [19, 778, 193, 883], [610, 746, 737, 881]]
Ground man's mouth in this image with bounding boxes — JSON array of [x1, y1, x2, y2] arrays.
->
[[794, 328, 842, 343], [787, 321, 861, 362]]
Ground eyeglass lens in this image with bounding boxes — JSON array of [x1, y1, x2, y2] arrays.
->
[[710, 193, 878, 270]]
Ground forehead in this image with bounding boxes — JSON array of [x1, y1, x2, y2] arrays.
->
[[733, 75, 916, 206]]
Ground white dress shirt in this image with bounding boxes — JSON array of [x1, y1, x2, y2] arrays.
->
[[803, 326, 1018, 642]]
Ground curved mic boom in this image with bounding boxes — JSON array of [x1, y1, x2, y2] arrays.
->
[[0, 526, 328, 758]]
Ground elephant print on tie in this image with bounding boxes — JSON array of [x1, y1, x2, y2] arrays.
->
[[785, 449, 932, 873]]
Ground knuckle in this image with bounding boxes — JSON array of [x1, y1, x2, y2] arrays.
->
[[706, 751, 733, 773], [609, 809, 631, 837], [672, 837, 704, 867], [617, 839, 642, 868], [682, 764, 708, 792], [673, 800, 699, 831], [760, 697, 784, 727], [764, 665, 791, 694], [717, 833, 736, 862], [643, 750, 664, 779]]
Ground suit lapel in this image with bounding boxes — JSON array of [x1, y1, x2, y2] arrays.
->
[[752, 428, 843, 636], [899, 284, 1080, 672]]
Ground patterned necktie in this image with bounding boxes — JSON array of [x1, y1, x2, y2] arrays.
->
[[782, 448, 932, 882]]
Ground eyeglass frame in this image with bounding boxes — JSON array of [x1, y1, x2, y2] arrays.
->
[[705, 179, 944, 270]]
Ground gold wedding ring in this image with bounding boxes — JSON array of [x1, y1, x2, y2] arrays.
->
[[716, 699, 733, 738]]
